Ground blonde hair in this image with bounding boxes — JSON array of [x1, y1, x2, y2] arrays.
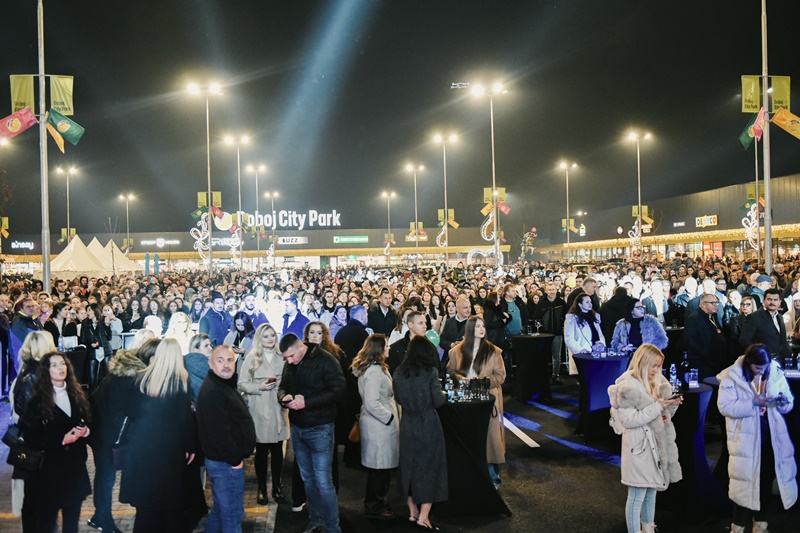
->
[[19, 331, 56, 364], [138, 338, 188, 398], [131, 328, 156, 349], [245, 323, 280, 375], [628, 343, 664, 396], [164, 311, 191, 337]]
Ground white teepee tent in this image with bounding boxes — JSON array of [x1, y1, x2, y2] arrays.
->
[[42, 235, 111, 280], [104, 240, 141, 273]]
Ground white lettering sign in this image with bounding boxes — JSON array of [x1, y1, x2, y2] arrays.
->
[[278, 237, 309, 245], [10, 241, 34, 250], [239, 209, 341, 231], [141, 239, 180, 247]]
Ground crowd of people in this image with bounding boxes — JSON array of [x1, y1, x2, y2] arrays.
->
[[1, 252, 799, 532]]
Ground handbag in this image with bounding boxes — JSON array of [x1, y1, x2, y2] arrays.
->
[[348, 414, 360, 443], [112, 417, 128, 470], [4, 424, 45, 473]]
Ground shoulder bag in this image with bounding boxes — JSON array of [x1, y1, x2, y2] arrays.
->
[[4, 423, 45, 473]]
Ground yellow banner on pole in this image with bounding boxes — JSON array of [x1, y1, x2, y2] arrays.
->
[[211, 191, 222, 208], [10, 75, 34, 113], [741, 76, 760, 113], [771, 76, 791, 113], [0, 217, 8, 230], [197, 192, 207, 208], [746, 183, 765, 201], [772, 107, 800, 141], [50, 76, 74, 115]]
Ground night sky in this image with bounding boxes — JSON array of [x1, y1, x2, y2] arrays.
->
[[2, 1, 799, 247]]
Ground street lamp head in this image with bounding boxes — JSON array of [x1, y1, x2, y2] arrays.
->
[[470, 84, 485, 97], [241, 135, 250, 144], [492, 82, 504, 94], [224, 135, 234, 145], [433, 134, 442, 143], [187, 83, 200, 95], [246, 164, 254, 172], [644, 132, 652, 140], [127, 194, 135, 201], [208, 82, 222, 95], [0, 138, 7, 147], [257, 164, 267, 172], [448, 133, 458, 142], [69, 166, 77, 173]]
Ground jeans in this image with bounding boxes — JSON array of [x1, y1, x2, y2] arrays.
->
[[292, 423, 340, 533], [204, 458, 246, 533], [488, 463, 501, 486], [551, 335, 563, 376], [91, 445, 118, 531], [625, 486, 656, 533]]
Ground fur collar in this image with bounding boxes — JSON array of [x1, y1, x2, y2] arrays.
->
[[107, 349, 146, 377], [609, 370, 671, 408]]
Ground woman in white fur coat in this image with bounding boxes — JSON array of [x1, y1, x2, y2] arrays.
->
[[608, 344, 683, 533], [718, 343, 797, 533]]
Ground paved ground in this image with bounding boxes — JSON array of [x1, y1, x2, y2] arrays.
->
[[1, 377, 799, 532]]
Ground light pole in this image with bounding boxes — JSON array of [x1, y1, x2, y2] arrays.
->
[[224, 134, 250, 270], [405, 164, 424, 267], [627, 131, 651, 259], [187, 81, 222, 279], [433, 133, 457, 267], [472, 82, 506, 265], [265, 191, 279, 267], [382, 191, 395, 266], [118, 193, 135, 257], [559, 162, 577, 262], [55, 166, 77, 241], [246, 163, 267, 269]]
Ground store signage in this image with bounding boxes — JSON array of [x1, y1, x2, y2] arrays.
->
[[695, 215, 718, 228], [10, 241, 34, 250], [673, 221, 686, 228], [405, 234, 429, 242], [238, 209, 341, 231], [277, 236, 309, 245], [211, 237, 241, 248], [642, 224, 652, 234], [333, 235, 368, 244], [141, 239, 180, 248]]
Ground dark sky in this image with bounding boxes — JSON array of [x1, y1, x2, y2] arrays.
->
[[2, 1, 799, 246]]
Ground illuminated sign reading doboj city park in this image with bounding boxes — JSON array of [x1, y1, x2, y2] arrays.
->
[[215, 209, 342, 231]]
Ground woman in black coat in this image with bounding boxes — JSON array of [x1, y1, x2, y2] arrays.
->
[[88, 348, 147, 533], [393, 336, 447, 531], [81, 303, 112, 390], [482, 291, 509, 349], [120, 338, 199, 533], [20, 351, 92, 533]]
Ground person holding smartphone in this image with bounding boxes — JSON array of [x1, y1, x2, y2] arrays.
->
[[718, 343, 797, 533], [238, 324, 289, 505], [608, 344, 683, 533]]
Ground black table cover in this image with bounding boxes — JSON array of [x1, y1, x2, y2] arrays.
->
[[64, 348, 90, 386], [573, 353, 630, 441], [511, 334, 555, 404], [661, 383, 730, 513], [434, 397, 511, 517]]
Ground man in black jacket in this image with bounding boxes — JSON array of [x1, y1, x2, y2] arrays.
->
[[684, 294, 728, 380], [534, 282, 567, 384], [367, 288, 396, 336], [196, 346, 257, 532], [279, 334, 346, 533], [739, 288, 791, 361]]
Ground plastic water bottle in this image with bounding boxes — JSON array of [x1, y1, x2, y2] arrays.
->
[[57, 336, 64, 352], [680, 352, 691, 390], [445, 375, 455, 403], [669, 364, 678, 392]]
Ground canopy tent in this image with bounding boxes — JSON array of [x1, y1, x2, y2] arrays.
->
[[38, 235, 110, 280], [87, 237, 117, 272], [104, 239, 141, 273]]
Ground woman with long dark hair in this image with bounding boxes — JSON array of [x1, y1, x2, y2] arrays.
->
[[223, 311, 255, 363], [393, 336, 447, 530], [718, 344, 797, 533], [351, 334, 400, 519], [238, 324, 289, 505], [20, 351, 92, 533], [81, 303, 112, 389], [447, 316, 506, 487], [122, 298, 144, 332], [564, 293, 605, 375]]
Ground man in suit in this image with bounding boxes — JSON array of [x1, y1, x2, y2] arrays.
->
[[739, 288, 791, 361], [684, 293, 728, 380]]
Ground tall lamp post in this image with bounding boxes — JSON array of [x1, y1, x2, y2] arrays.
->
[[55, 166, 77, 241], [246, 163, 267, 269], [471, 82, 506, 265], [224, 134, 250, 270], [264, 191, 279, 268], [382, 191, 395, 266], [118, 193, 135, 257], [559, 162, 577, 261], [433, 133, 457, 266], [404, 164, 424, 267], [187, 81, 222, 279], [627, 131, 651, 259]]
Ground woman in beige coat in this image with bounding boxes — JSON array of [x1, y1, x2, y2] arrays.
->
[[448, 315, 506, 487], [238, 323, 289, 505]]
